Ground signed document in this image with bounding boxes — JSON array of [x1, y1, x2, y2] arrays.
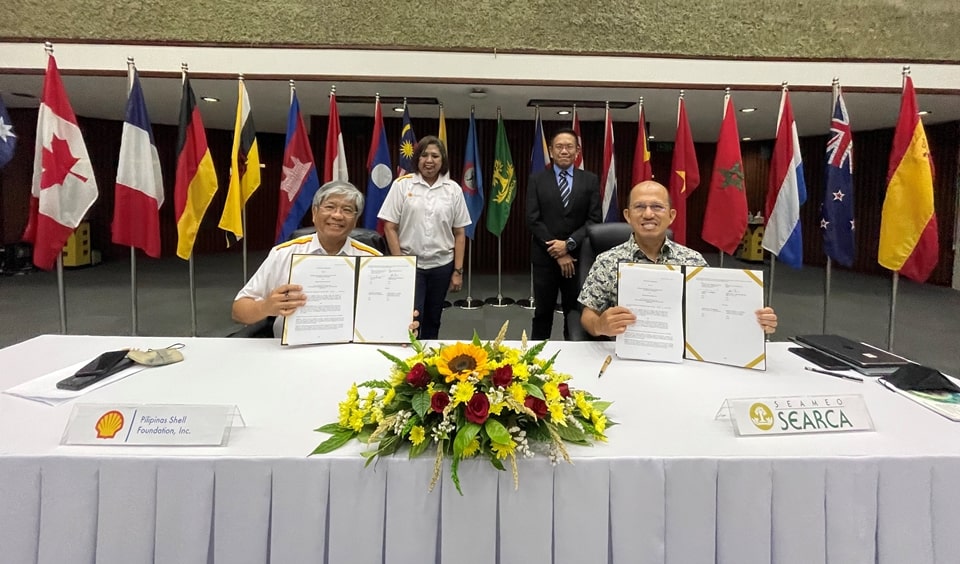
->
[[684, 267, 766, 370], [615, 263, 685, 363], [281, 255, 356, 346], [354, 256, 416, 343]]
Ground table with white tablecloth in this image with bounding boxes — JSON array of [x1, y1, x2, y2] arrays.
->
[[1, 335, 957, 564]]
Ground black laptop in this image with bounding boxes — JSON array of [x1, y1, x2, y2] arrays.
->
[[793, 334, 910, 375]]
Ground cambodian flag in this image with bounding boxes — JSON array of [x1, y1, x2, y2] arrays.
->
[[275, 91, 320, 243], [762, 88, 807, 268], [461, 109, 484, 239], [363, 96, 392, 230]]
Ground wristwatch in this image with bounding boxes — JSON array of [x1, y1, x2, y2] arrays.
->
[[565, 238, 577, 252], [453, 267, 464, 275]]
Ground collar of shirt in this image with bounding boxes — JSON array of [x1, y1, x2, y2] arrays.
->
[[413, 172, 451, 189], [553, 164, 573, 185], [310, 234, 351, 256], [628, 235, 674, 264]]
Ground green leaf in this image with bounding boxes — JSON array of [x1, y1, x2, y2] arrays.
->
[[402, 414, 421, 437], [578, 418, 598, 436], [409, 437, 431, 459], [552, 422, 589, 445], [488, 455, 505, 471], [410, 330, 424, 354], [378, 349, 409, 372], [314, 422, 344, 434], [484, 418, 512, 444], [451, 456, 463, 495], [522, 383, 545, 400], [526, 421, 550, 442], [521, 340, 548, 363], [309, 429, 356, 455], [540, 350, 560, 372], [411, 390, 431, 419], [472, 330, 482, 346], [527, 375, 546, 388], [357, 379, 392, 389], [453, 422, 481, 458], [357, 428, 372, 444], [590, 400, 613, 414]]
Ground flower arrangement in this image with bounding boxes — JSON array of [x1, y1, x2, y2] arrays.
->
[[311, 322, 613, 493]]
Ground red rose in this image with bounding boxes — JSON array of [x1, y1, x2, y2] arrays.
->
[[405, 363, 430, 388], [431, 391, 450, 413], [492, 365, 513, 388], [524, 396, 548, 419], [465, 392, 490, 424], [558, 383, 571, 398]]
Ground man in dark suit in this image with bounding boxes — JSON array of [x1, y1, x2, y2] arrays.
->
[[525, 128, 602, 340]]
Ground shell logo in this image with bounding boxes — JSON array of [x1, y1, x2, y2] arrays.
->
[[95, 410, 125, 439]]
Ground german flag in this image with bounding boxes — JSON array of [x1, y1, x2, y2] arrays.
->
[[878, 75, 938, 282], [218, 79, 260, 246], [174, 75, 218, 260]]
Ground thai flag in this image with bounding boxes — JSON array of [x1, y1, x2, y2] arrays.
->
[[600, 106, 618, 222], [112, 69, 164, 257], [363, 96, 392, 230], [275, 91, 320, 243], [822, 86, 855, 267], [461, 109, 484, 239], [762, 88, 807, 267]]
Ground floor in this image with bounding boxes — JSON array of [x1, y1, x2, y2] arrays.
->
[[1, 250, 958, 377]]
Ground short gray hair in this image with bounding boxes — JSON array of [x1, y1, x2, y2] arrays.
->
[[312, 180, 365, 217]]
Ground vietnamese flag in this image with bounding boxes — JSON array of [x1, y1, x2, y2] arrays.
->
[[878, 75, 938, 282], [701, 93, 748, 255], [668, 96, 699, 245]]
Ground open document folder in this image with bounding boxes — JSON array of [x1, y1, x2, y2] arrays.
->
[[615, 263, 684, 363], [684, 267, 766, 370]]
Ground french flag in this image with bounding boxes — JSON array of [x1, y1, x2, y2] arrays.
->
[[112, 69, 164, 258], [600, 105, 618, 222], [762, 88, 807, 267], [363, 96, 392, 230], [275, 91, 320, 243]]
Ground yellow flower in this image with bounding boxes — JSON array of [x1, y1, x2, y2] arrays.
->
[[348, 409, 365, 432], [437, 343, 490, 383], [346, 383, 360, 401], [462, 438, 480, 457], [543, 382, 560, 402], [409, 425, 426, 446], [489, 401, 507, 416], [382, 387, 396, 406], [490, 439, 516, 460], [575, 391, 593, 418], [512, 363, 529, 380], [507, 382, 527, 404], [452, 382, 475, 405], [549, 402, 566, 424], [363, 390, 377, 409], [370, 406, 384, 423], [592, 413, 607, 435]]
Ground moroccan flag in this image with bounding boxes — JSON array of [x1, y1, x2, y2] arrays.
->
[[276, 91, 320, 244], [701, 93, 748, 255], [761, 88, 807, 268], [324, 91, 347, 183], [878, 75, 938, 282], [173, 74, 218, 260], [112, 68, 164, 258], [486, 115, 516, 237], [822, 84, 855, 267], [23, 53, 98, 270], [0, 93, 16, 169], [397, 104, 416, 176], [632, 103, 652, 185], [462, 108, 485, 239], [600, 106, 619, 222], [438, 105, 448, 149], [364, 96, 393, 230], [572, 106, 584, 170], [218, 79, 261, 245], [668, 96, 700, 245], [530, 107, 550, 172]]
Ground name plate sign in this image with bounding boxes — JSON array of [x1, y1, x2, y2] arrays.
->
[[61, 403, 245, 446], [721, 395, 874, 436]]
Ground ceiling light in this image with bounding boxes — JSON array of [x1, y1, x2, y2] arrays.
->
[[200, 96, 219, 103], [918, 110, 931, 116], [647, 135, 655, 140], [468, 87, 487, 99], [741, 136, 752, 141], [557, 110, 571, 116], [740, 108, 757, 113], [532, 99, 633, 109], [393, 106, 404, 113]]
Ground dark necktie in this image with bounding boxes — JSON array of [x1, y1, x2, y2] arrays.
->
[[559, 169, 570, 208]]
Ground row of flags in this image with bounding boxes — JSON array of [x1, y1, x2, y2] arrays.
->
[[3, 54, 939, 283]]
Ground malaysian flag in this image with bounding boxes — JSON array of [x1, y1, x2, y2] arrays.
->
[[822, 84, 855, 267]]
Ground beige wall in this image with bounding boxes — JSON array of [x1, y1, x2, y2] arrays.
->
[[3, 0, 960, 61]]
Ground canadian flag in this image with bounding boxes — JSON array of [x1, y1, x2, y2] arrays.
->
[[23, 54, 98, 270]]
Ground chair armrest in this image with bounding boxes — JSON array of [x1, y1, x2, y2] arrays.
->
[[566, 309, 591, 342]]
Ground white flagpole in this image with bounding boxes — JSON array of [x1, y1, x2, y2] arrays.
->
[[887, 66, 911, 351], [239, 73, 249, 283], [182, 62, 199, 338], [823, 78, 840, 334], [126, 57, 140, 335], [44, 42, 69, 334]]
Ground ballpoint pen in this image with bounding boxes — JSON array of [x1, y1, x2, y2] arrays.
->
[[805, 366, 864, 383], [598, 355, 612, 379]]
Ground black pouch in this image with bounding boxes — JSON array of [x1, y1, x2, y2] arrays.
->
[[56, 350, 135, 391]]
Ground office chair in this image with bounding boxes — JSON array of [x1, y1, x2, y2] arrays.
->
[[227, 227, 387, 337]]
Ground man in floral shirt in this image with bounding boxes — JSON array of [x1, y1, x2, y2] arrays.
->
[[578, 180, 778, 338]]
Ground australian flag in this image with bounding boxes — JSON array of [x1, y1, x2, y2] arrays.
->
[[822, 86, 855, 267], [397, 104, 416, 176], [0, 94, 16, 169]]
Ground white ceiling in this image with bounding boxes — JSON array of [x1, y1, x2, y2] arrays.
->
[[1, 42, 958, 142]]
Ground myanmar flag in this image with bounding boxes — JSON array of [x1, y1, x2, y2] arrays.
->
[[174, 75, 218, 260]]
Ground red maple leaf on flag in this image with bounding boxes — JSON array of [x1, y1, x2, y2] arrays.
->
[[40, 134, 87, 189]]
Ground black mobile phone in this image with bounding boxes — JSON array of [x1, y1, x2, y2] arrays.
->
[[56, 350, 134, 391], [788, 347, 851, 371]]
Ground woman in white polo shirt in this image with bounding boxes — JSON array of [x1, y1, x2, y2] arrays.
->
[[379, 136, 471, 340]]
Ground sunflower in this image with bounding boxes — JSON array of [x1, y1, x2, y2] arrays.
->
[[437, 343, 490, 383]]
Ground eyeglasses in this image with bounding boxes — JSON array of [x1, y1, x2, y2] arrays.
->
[[630, 203, 668, 214], [317, 203, 358, 217], [552, 144, 577, 152]]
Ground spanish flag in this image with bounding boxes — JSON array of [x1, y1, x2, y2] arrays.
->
[[218, 78, 261, 245], [174, 75, 218, 260], [878, 75, 938, 282]]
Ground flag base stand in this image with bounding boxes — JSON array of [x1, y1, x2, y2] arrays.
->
[[516, 298, 535, 310], [442, 300, 452, 309], [484, 295, 515, 308], [554, 302, 563, 313], [454, 297, 484, 310]]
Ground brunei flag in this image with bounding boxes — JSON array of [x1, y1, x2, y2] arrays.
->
[[878, 74, 938, 282], [174, 75, 218, 260], [218, 79, 261, 246]]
